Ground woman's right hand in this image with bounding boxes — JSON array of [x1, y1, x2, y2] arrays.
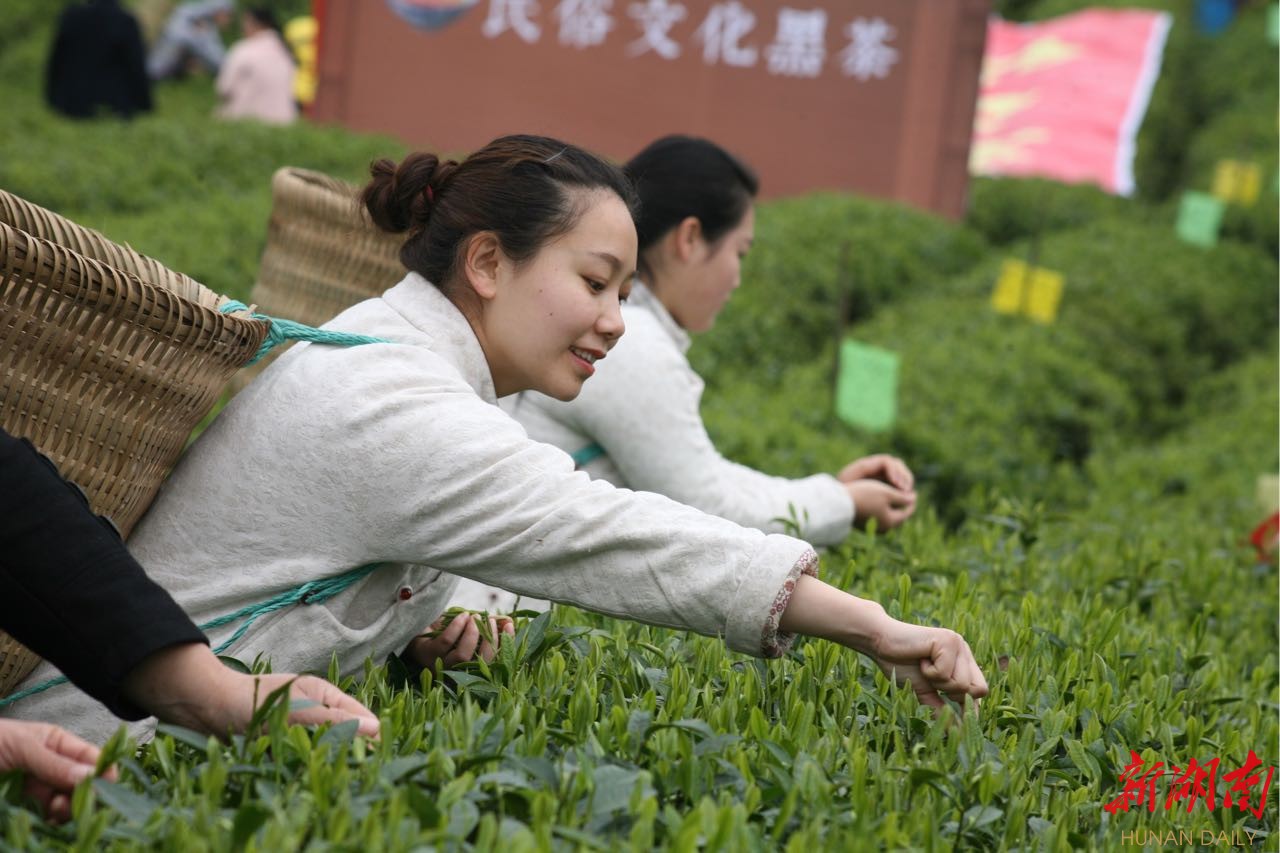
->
[[846, 479, 916, 530], [0, 719, 113, 822], [778, 575, 988, 713], [866, 620, 988, 711]]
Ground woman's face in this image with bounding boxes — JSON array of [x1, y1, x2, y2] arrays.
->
[[480, 190, 638, 401], [661, 205, 755, 333]]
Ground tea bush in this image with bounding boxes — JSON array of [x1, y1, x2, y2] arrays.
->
[[941, 221, 1277, 431], [690, 194, 986, 386], [965, 178, 1143, 248], [1182, 98, 1280, 257]]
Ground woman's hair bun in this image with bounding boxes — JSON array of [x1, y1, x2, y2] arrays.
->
[[361, 152, 455, 234]]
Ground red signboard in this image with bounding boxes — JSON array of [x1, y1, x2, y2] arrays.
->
[[311, 0, 989, 218]]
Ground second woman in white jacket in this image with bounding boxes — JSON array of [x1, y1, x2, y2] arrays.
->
[[503, 136, 917, 554]]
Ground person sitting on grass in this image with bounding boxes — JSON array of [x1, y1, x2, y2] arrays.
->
[[0, 135, 987, 746], [0, 428, 379, 822], [146, 0, 234, 81], [214, 6, 298, 125]]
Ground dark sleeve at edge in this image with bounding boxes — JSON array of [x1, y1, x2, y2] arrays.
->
[[0, 430, 207, 719]]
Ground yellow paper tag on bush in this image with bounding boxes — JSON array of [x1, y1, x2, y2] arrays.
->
[[992, 259, 1065, 323], [1211, 159, 1261, 206]]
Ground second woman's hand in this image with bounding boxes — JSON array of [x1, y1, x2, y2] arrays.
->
[[0, 719, 114, 823], [838, 454, 915, 491], [846, 479, 917, 531]]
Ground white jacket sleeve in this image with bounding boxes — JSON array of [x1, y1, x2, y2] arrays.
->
[[538, 325, 854, 547], [319, 354, 818, 658]]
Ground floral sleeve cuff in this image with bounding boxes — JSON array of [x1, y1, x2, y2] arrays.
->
[[760, 548, 820, 658]]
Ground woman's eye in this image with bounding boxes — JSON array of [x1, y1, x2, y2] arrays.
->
[[585, 278, 606, 293]]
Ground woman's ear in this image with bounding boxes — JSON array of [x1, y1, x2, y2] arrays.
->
[[460, 232, 504, 301], [673, 216, 704, 263]]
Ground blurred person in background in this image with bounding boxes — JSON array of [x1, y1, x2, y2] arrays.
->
[[0, 429, 378, 821], [45, 0, 153, 120], [147, 0, 234, 80], [215, 6, 299, 125]]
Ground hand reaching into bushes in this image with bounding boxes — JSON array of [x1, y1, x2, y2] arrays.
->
[[778, 575, 987, 711], [122, 643, 381, 739], [405, 611, 516, 675], [839, 454, 917, 531], [0, 719, 113, 822], [838, 454, 915, 492], [846, 479, 917, 531]]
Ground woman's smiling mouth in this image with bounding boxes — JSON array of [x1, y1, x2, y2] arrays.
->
[[569, 346, 603, 374]]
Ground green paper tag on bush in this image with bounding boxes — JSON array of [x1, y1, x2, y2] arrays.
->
[[835, 339, 899, 432], [1175, 191, 1225, 248]]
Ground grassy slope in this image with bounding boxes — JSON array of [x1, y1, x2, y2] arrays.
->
[[0, 2, 1276, 849]]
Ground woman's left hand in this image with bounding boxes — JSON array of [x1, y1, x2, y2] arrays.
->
[[838, 454, 915, 492]]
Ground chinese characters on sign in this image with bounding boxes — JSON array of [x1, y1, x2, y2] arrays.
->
[[1104, 750, 1276, 820], [323, 0, 990, 218], [481, 0, 899, 80]]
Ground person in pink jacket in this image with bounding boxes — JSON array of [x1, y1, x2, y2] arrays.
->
[[215, 7, 297, 125]]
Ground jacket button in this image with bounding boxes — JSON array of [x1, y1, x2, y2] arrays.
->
[[397, 586, 413, 601]]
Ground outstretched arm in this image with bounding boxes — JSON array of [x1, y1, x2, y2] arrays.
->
[[122, 643, 379, 738], [553, 322, 855, 545], [779, 575, 987, 709]]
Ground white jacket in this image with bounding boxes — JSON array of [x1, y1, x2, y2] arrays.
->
[[3, 274, 817, 742], [508, 282, 855, 545]]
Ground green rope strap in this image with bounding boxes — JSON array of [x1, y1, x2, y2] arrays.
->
[[0, 563, 384, 708], [219, 300, 389, 365], [571, 442, 605, 468]]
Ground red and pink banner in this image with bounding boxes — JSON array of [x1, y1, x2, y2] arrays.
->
[[969, 8, 1172, 196]]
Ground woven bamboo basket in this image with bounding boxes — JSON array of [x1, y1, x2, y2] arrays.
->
[[0, 199, 269, 696], [0, 190, 216, 309], [233, 167, 405, 387]]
